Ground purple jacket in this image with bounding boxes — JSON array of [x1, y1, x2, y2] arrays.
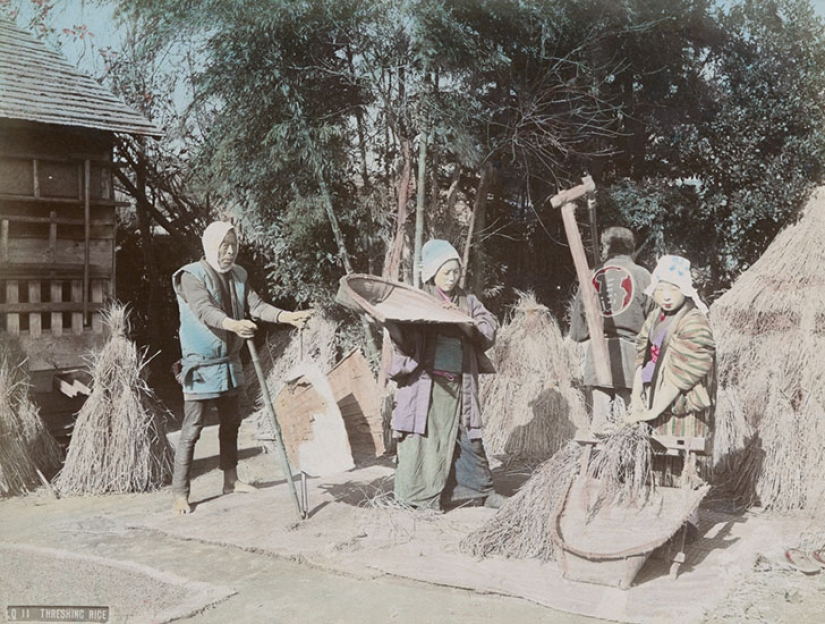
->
[[386, 287, 497, 440]]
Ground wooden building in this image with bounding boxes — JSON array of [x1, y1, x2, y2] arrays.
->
[[0, 18, 161, 399]]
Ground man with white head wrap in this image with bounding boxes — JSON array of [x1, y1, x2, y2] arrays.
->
[[171, 221, 314, 515]]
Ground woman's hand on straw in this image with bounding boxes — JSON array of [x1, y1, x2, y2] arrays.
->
[[624, 408, 656, 425]]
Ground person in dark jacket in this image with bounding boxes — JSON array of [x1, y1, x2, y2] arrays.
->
[[387, 239, 507, 511], [171, 221, 313, 515], [570, 227, 652, 430]]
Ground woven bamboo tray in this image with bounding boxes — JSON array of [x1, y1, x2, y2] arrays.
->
[[554, 477, 710, 589], [336, 274, 473, 326]]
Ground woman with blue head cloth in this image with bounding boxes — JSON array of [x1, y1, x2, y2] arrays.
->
[[386, 239, 507, 511]]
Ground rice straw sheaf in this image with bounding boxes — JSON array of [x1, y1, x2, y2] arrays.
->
[[480, 292, 588, 464], [461, 442, 582, 562], [0, 333, 62, 497], [54, 304, 173, 495], [711, 187, 825, 512], [463, 422, 656, 562], [585, 422, 655, 515]]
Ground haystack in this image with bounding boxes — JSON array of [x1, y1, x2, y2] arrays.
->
[[711, 186, 825, 512], [0, 333, 62, 497], [54, 304, 173, 495], [480, 293, 588, 463]]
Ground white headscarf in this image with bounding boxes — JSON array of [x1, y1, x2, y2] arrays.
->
[[202, 221, 236, 274], [420, 239, 461, 284], [644, 254, 708, 315]]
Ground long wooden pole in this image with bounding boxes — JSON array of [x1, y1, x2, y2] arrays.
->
[[560, 202, 613, 387], [246, 339, 306, 520]]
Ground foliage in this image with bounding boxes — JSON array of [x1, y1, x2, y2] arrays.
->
[[17, 0, 825, 335]]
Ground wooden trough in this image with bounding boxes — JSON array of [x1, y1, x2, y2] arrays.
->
[[553, 436, 710, 589]]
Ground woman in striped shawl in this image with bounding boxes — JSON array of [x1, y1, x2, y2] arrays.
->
[[626, 255, 716, 460]]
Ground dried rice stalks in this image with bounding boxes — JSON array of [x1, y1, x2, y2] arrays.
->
[[461, 442, 582, 562], [0, 333, 62, 497], [481, 292, 588, 463], [712, 330, 825, 512], [54, 304, 173, 495], [711, 188, 825, 512], [585, 422, 655, 514], [463, 421, 656, 562]]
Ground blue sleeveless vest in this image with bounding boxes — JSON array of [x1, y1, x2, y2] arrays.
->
[[173, 260, 249, 398]]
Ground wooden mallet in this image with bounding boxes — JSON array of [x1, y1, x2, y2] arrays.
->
[[551, 175, 613, 388]]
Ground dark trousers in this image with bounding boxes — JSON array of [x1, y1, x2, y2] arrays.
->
[[172, 394, 241, 496]]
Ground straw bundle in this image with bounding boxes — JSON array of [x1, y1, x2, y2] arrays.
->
[[461, 442, 582, 561], [711, 187, 825, 511], [480, 292, 588, 463], [585, 422, 655, 514], [0, 333, 63, 488], [54, 304, 173, 495], [463, 422, 655, 561], [0, 333, 62, 497]]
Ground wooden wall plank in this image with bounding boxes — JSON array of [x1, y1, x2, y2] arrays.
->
[[91, 279, 104, 334], [28, 279, 41, 337], [71, 280, 83, 334], [6, 279, 19, 334], [50, 280, 63, 336]]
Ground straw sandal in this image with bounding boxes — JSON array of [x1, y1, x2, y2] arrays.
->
[[785, 548, 820, 574]]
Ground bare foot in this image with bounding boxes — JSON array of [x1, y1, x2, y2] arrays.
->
[[173, 495, 191, 515], [222, 480, 258, 495], [222, 468, 257, 494]]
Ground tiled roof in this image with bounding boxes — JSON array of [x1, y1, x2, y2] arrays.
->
[[0, 17, 162, 137]]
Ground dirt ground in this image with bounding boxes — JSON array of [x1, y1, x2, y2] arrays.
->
[[3, 401, 825, 624]]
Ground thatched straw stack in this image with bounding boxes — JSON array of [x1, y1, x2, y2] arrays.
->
[[0, 333, 62, 497], [711, 187, 825, 512], [480, 292, 588, 463], [462, 423, 655, 561], [54, 304, 173, 495]]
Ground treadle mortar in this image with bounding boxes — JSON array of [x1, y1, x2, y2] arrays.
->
[[554, 477, 710, 589]]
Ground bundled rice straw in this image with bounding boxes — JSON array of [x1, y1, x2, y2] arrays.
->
[[54, 304, 173, 495], [463, 422, 655, 561], [480, 292, 588, 463], [0, 333, 62, 497], [461, 442, 582, 561], [585, 422, 655, 513], [711, 187, 825, 511], [0, 332, 61, 497]]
